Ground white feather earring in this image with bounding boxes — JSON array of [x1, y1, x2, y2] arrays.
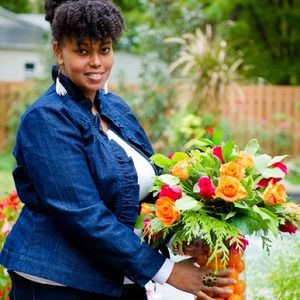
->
[[56, 69, 67, 96], [103, 81, 108, 94]]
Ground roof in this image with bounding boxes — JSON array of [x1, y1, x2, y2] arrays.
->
[[0, 6, 49, 50]]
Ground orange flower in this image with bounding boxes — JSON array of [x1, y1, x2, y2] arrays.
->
[[220, 161, 245, 181], [236, 151, 254, 169], [140, 203, 155, 216], [171, 160, 190, 180], [215, 175, 247, 202], [262, 179, 287, 205], [155, 196, 180, 226]]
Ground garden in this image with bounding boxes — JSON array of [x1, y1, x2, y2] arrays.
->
[[1, 0, 300, 299]]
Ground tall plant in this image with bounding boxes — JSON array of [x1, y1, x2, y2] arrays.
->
[[165, 26, 244, 115]]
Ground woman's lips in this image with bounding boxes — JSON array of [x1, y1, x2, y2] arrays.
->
[[85, 72, 104, 82]]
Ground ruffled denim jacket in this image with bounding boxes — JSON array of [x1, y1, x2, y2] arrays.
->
[[0, 68, 165, 297]]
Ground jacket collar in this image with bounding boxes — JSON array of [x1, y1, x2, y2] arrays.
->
[[51, 65, 104, 111]]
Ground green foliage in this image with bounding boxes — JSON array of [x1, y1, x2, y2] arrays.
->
[[201, 0, 300, 85], [116, 55, 177, 153], [0, 0, 44, 13], [268, 240, 300, 299], [247, 234, 300, 300], [6, 79, 50, 152], [0, 0, 31, 13], [173, 208, 241, 263], [165, 27, 244, 113], [286, 157, 300, 185]]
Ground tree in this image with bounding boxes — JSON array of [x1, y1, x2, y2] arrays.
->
[[201, 0, 300, 85], [0, 0, 31, 13]]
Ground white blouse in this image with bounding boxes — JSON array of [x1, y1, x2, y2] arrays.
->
[[106, 129, 155, 201]]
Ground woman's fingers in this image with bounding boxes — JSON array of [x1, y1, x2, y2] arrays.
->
[[194, 290, 215, 300], [216, 276, 236, 286], [213, 267, 234, 277], [202, 285, 234, 297]]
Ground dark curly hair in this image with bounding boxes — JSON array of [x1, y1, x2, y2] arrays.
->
[[45, 0, 125, 44]]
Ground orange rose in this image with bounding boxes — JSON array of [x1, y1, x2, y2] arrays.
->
[[155, 196, 180, 226], [140, 203, 155, 216], [215, 175, 247, 202], [262, 179, 287, 205], [171, 160, 190, 180], [220, 161, 245, 180], [236, 151, 254, 169]]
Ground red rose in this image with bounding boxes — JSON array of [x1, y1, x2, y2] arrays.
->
[[198, 176, 215, 199], [213, 146, 225, 163], [279, 220, 297, 234], [257, 162, 288, 188], [159, 184, 182, 200], [230, 237, 249, 254]]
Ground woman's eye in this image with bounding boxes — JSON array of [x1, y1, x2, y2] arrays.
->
[[78, 49, 88, 55], [101, 47, 110, 54]]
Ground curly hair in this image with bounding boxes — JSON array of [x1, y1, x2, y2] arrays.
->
[[45, 0, 125, 43]]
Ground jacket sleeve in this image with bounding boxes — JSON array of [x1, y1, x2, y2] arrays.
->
[[17, 105, 166, 285]]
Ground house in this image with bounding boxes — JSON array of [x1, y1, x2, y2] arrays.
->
[[0, 6, 159, 85], [0, 6, 50, 82]]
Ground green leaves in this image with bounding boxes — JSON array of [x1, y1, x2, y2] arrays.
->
[[175, 196, 200, 211], [150, 152, 190, 169], [150, 154, 173, 168]]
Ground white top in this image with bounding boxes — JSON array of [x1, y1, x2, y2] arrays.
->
[[107, 129, 155, 201], [16, 129, 174, 286]]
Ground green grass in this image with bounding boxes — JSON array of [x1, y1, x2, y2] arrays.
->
[[0, 151, 15, 196]]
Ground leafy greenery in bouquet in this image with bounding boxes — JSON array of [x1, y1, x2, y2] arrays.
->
[[0, 191, 22, 299], [136, 131, 300, 268]]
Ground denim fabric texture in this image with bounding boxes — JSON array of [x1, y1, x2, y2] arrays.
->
[[0, 67, 165, 297]]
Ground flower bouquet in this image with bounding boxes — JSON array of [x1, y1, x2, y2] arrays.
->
[[136, 133, 300, 299]]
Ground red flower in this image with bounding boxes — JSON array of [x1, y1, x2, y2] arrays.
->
[[159, 184, 182, 200], [207, 127, 215, 135], [198, 176, 215, 199], [279, 220, 297, 234], [8, 190, 19, 210], [168, 153, 175, 159], [257, 162, 288, 188], [230, 237, 249, 254], [213, 146, 225, 163]]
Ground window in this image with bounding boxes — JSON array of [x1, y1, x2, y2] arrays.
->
[[24, 62, 35, 79]]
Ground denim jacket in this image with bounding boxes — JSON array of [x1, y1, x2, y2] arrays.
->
[[0, 68, 166, 297]]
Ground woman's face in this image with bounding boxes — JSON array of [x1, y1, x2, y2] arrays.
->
[[54, 37, 114, 100]]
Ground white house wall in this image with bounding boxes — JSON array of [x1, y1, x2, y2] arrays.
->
[[0, 49, 45, 81]]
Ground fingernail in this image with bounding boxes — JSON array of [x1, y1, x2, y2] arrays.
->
[[231, 279, 237, 284], [225, 289, 233, 294]]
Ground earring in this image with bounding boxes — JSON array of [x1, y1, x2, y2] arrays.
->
[[56, 69, 67, 96], [103, 81, 108, 94]]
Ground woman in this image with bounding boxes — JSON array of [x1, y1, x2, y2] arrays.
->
[[0, 1, 236, 299]]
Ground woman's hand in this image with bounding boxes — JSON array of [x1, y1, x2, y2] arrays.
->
[[166, 258, 236, 300]]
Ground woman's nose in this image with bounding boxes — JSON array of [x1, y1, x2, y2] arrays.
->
[[89, 54, 101, 67]]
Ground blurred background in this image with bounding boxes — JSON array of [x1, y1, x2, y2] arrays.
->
[[0, 0, 299, 299]]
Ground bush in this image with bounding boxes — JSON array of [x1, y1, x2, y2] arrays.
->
[[0, 191, 22, 299]]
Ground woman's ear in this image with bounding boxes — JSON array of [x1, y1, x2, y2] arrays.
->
[[52, 42, 64, 65]]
